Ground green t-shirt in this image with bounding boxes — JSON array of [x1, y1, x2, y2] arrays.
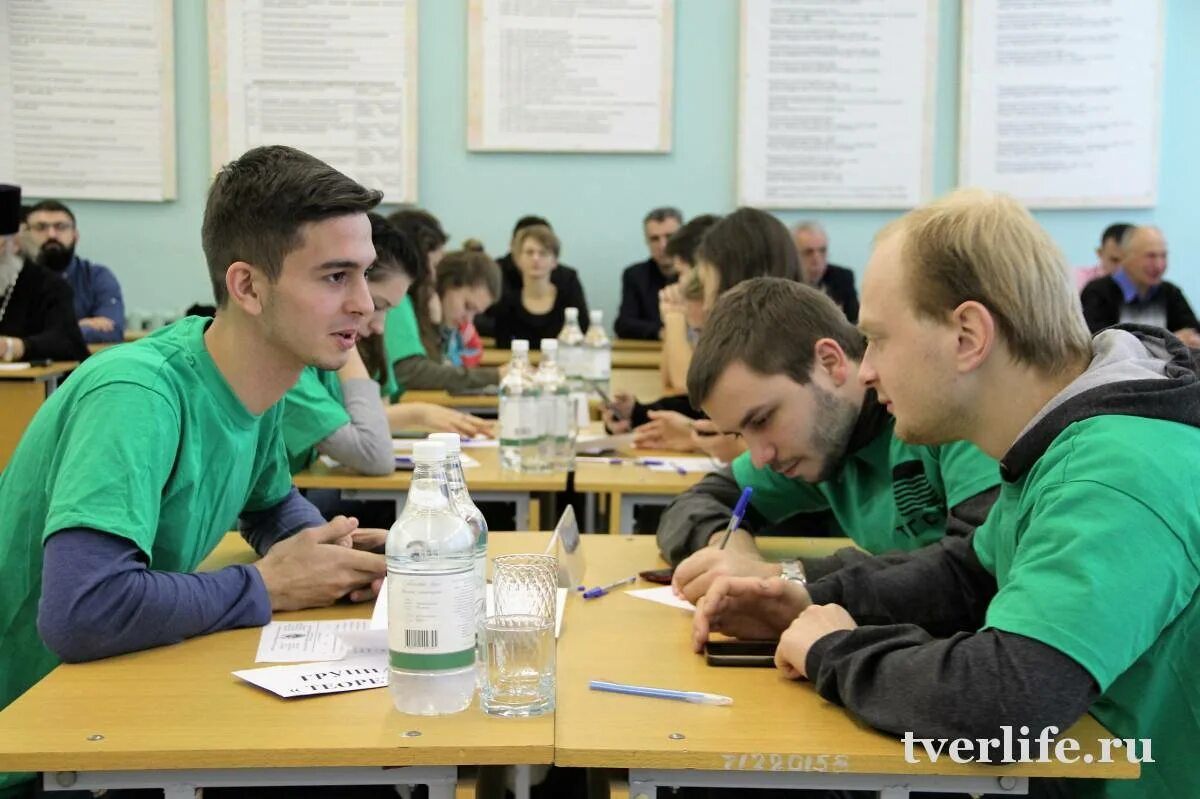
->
[[731, 416, 999, 553], [974, 415, 1200, 799], [282, 367, 350, 474], [0, 316, 292, 795], [382, 295, 426, 400]]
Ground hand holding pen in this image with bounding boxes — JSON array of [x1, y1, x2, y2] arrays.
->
[[717, 487, 755, 550]]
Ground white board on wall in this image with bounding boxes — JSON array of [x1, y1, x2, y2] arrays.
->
[[208, 0, 419, 203], [737, 0, 937, 210], [960, 0, 1163, 208], [0, 0, 176, 202], [467, 0, 674, 153]]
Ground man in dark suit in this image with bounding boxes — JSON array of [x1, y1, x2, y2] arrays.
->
[[474, 214, 588, 336], [792, 220, 859, 323], [615, 206, 683, 340]]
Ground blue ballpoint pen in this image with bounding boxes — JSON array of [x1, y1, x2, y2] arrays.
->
[[589, 680, 733, 705], [717, 486, 754, 550], [582, 575, 637, 599]]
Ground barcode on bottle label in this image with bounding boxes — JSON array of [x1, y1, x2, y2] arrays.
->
[[405, 629, 438, 648]]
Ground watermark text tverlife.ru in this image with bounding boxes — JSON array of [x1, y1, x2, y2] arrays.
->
[[903, 726, 1153, 765]]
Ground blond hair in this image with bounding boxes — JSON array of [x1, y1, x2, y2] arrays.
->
[[883, 188, 1091, 374]]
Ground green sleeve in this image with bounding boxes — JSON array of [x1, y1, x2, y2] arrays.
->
[[979, 480, 1198, 691], [932, 439, 1000, 507], [281, 367, 351, 475], [730, 451, 829, 523], [42, 382, 181, 558], [384, 296, 426, 399], [245, 404, 298, 512]]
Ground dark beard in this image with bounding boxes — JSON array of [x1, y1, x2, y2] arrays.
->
[[38, 241, 75, 272]]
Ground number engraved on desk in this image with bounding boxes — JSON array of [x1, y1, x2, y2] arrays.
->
[[719, 753, 850, 773], [406, 629, 438, 648]]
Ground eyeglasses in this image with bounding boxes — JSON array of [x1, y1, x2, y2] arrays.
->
[[29, 221, 74, 234]]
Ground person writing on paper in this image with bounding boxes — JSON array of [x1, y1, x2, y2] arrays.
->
[[695, 190, 1200, 797], [0, 147, 396, 798], [281, 214, 493, 480], [661, 278, 1000, 604], [0, 185, 89, 364], [25, 199, 126, 343]]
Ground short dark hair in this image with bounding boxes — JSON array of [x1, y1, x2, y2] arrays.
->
[[688, 278, 865, 408], [27, 199, 76, 226], [664, 213, 721, 265], [644, 206, 682, 226], [19, 205, 33, 225], [695, 207, 801, 295], [512, 215, 551, 236], [201, 145, 381, 306], [368, 213, 421, 283], [387, 209, 449, 257], [1101, 222, 1134, 246], [436, 239, 502, 301]]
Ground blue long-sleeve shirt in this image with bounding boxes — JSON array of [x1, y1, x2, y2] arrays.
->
[[37, 487, 326, 662], [63, 255, 125, 343]]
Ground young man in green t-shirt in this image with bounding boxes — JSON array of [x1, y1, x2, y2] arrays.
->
[[661, 278, 1000, 604], [695, 189, 1199, 798], [0, 146, 390, 798]]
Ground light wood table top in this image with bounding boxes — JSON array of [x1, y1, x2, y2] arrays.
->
[[0, 533, 556, 773], [573, 453, 708, 497], [480, 337, 661, 353], [479, 349, 659, 370], [0, 361, 77, 380], [399, 368, 667, 409], [293, 446, 568, 493], [554, 536, 1138, 782], [398, 389, 500, 410]]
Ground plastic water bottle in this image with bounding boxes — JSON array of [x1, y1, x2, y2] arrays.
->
[[499, 340, 541, 472], [535, 339, 575, 471], [583, 309, 612, 398], [386, 440, 476, 715], [558, 308, 590, 429], [426, 432, 488, 675]]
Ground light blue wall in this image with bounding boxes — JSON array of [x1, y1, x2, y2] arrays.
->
[[32, 0, 1200, 322]]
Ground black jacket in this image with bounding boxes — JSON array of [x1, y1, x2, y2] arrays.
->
[[818, 263, 859, 323], [615, 257, 676, 340], [475, 253, 589, 337], [1080, 274, 1198, 334], [0, 262, 89, 362]]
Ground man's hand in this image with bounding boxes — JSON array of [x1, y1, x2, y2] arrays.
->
[[691, 575, 810, 653], [690, 419, 744, 464], [80, 316, 116, 332], [1173, 327, 1200, 349], [419, 404, 496, 437], [349, 528, 388, 553], [633, 410, 695, 451], [255, 516, 387, 611], [774, 604, 858, 680], [672, 541, 779, 604]]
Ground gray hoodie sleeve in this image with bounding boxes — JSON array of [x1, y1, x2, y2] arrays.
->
[[315, 377, 394, 476], [393, 355, 500, 392]]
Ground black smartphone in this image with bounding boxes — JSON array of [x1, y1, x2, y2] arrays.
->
[[638, 567, 674, 585], [704, 640, 777, 668]]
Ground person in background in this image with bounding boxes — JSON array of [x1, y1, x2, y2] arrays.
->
[[490, 224, 589, 349], [384, 208, 448, 388], [615, 206, 683, 340], [1074, 222, 1133, 292], [25, 199, 125, 343], [658, 213, 722, 394], [0, 185, 89, 363], [1081, 225, 1200, 347], [475, 215, 588, 338], [391, 241, 506, 394], [792, 220, 859, 323]]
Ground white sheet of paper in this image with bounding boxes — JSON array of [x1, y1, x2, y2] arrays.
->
[[0, 363, 32, 371], [234, 655, 388, 698], [575, 432, 635, 454], [255, 620, 376, 663], [640, 457, 716, 474], [625, 586, 696, 613], [393, 437, 496, 451], [369, 578, 567, 638]]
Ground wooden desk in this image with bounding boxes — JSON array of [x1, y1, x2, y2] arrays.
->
[[0, 362, 76, 471], [574, 451, 708, 534], [399, 368, 667, 412], [479, 337, 662, 353], [556, 536, 1138, 797], [292, 447, 568, 530], [0, 533, 555, 799], [479, 349, 659, 370]]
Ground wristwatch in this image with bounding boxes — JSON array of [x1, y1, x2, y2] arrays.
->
[[779, 558, 807, 586]]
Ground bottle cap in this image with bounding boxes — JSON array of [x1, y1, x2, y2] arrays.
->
[[412, 440, 447, 464], [541, 339, 558, 352], [427, 432, 461, 455], [512, 339, 530, 353]]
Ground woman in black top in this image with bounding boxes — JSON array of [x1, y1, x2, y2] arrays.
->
[[491, 224, 589, 349]]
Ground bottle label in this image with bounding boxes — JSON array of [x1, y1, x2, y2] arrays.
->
[[499, 396, 538, 444], [543, 392, 570, 439], [388, 567, 476, 670]]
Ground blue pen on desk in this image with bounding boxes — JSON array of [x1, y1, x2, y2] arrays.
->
[[638, 458, 688, 476], [582, 575, 637, 599], [717, 486, 754, 550], [589, 680, 733, 706]]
